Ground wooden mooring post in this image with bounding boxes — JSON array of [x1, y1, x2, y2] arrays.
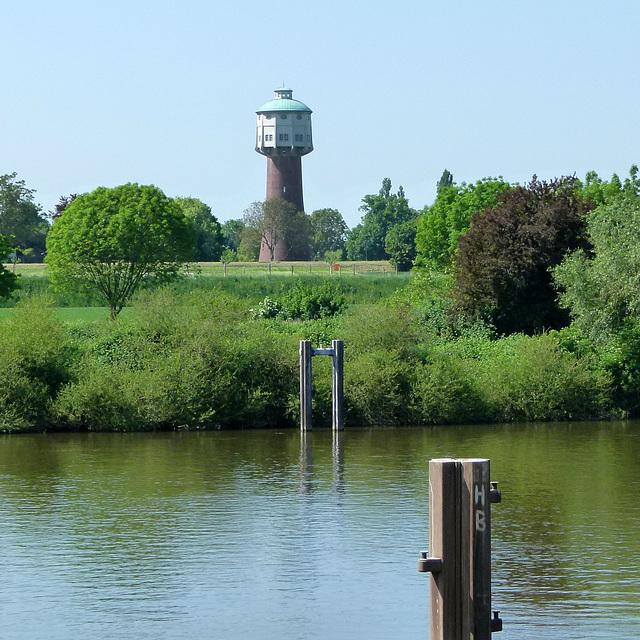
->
[[299, 340, 344, 431], [418, 458, 502, 640]]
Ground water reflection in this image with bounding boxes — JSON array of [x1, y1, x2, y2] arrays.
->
[[332, 430, 345, 493], [0, 423, 638, 639]]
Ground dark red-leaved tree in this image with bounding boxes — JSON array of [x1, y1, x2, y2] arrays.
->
[[454, 176, 593, 335]]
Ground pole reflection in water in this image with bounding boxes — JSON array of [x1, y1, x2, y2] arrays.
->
[[298, 431, 345, 494], [332, 430, 345, 494], [299, 430, 314, 493]]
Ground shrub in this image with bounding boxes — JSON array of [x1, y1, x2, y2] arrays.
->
[[472, 333, 612, 421], [338, 303, 420, 359], [345, 350, 412, 425], [0, 296, 77, 431], [251, 296, 285, 320], [250, 281, 347, 322], [410, 355, 488, 424], [280, 281, 346, 320]]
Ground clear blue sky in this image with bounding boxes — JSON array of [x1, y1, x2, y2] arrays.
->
[[2, 0, 638, 228]]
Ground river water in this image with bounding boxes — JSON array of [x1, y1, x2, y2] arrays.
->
[[0, 422, 639, 640]]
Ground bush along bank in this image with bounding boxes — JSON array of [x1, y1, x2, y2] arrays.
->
[[0, 286, 618, 433]]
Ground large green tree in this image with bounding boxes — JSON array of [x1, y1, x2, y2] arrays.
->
[[221, 219, 245, 252], [415, 176, 511, 269], [554, 168, 640, 412], [385, 219, 417, 271], [345, 179, 417, 260], [175, 197, 224, 262], [0, 173, 49, 259], [454, 176, 592, 335], [238, 225, 261, 261], [554, 168, 640, 339], [46, 183, 196, 319], [308, 208, 347, 260], [243, 198, 309, 261]]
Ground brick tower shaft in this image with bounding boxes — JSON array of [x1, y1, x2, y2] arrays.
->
[[266, 156, 304, 213]]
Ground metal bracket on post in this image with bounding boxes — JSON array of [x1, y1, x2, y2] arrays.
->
[[299, 340, 344, 431], [419, 458, 502, 640]]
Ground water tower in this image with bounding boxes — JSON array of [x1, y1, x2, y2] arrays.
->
[[255, 87, 313, 261]]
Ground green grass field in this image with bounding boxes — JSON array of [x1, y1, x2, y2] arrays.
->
[[0, 307, 137, 322], [0, 261, 411, 321], [7, 260, 399, 278]]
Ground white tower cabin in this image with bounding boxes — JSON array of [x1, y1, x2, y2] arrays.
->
[[255, 87, 313, 160]]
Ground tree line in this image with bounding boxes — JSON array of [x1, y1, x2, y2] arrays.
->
[[0, 172, 422, 269], [2, 166, 640, 338]]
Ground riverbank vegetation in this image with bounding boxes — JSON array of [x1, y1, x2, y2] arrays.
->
[[1, 168, 640, 432], [0, 268, 617, 433]]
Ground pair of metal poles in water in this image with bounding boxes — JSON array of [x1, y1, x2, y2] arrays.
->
[[299, 339, 343, 431]]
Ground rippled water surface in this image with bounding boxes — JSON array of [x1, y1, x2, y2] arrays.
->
[[1, 423, 639, 639]]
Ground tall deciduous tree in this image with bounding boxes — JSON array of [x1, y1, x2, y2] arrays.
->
[[454, 176, 592, 335], [238, 225, 261, 261], [345, 179, 417, 260], [415, 177, 511, 269], [436, 168, 454, 192], [554, 168, 640, 413], [385, 218, 417, 271], [221, 219, 245, 252], [49, 194, 78, 220], [46, 183, 196, 319], [243, 198, 309, 261], [175, 197, 224, 262], [308, 208, 347, 260], [0, 173, 49, 259], [554, 168, 640, 339]]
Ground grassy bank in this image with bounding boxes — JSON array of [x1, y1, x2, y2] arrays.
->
[[0, 271, 618, 433]]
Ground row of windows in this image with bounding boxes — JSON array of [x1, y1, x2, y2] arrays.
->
[[258, 134, 311, 144], [263, 114, 309, 120]]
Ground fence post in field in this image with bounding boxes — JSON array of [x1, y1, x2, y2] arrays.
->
[[419, 458, 502, 640], [299, 340, 345, 431]]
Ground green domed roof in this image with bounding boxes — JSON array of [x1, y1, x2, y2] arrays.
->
[[256, 88, 312, 113]]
